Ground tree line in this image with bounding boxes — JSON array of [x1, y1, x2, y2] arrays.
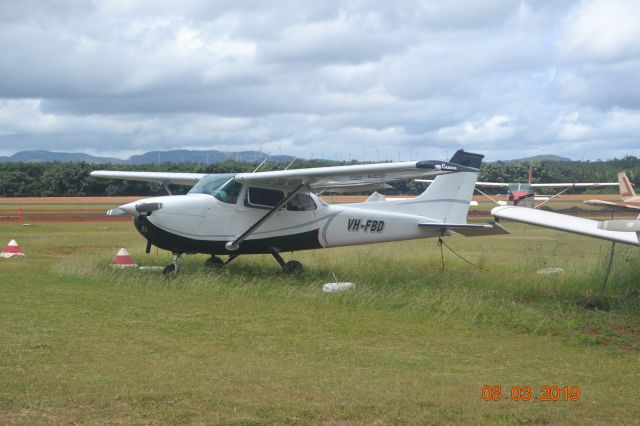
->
[[0, 157, 638, 197]]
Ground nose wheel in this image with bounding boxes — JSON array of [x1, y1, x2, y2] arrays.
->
[[270, 249, 304, 274]]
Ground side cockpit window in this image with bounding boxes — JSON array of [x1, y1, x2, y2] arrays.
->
[[246, 187, 284, 208], [245, 187, 317, 211], [215, 179, 242, 204]]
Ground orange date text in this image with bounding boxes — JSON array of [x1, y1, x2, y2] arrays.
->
[[481, 385, 581, 401]]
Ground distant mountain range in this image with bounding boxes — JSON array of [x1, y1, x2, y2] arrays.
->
[[0, 149, 573, 164], [0, 149, 295, 164]]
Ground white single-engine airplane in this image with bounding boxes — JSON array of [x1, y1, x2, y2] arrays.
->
[[92, 150, 507, 274]]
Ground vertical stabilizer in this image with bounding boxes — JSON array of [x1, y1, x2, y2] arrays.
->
[[381, 150, 482, 222], [409, 172, 479, 222], [619, 171, 636, 200]]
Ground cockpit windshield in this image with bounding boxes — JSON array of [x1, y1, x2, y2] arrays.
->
[[188, 173, 243, 204], [508, 183, 531, 192]]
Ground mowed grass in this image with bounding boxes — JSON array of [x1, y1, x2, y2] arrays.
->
[[1, 220, 639, 424]]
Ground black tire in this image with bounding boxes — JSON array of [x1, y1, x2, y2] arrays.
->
[[283, 260, 304, 274], [162, 263, 176, 275], [205, 256, 224, 269]]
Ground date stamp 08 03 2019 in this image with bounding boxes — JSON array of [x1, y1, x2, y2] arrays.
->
[[481, 385, 581, 402]]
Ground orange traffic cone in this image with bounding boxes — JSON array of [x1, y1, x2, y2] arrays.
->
[[1, 240, 25, 258], [111, 248, 137, 268]]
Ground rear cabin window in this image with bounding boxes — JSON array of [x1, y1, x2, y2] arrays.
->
[[287, 193, 317, 211]]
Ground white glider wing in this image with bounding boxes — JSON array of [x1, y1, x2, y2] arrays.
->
[[492, 205, 640, 247], [90, 171, 206, 186], [235, 159, 477, 190]]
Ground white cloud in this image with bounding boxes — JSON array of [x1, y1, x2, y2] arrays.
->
[[558, 0, 640, 64], [435, 115, 517, 146], [0, 0, 638, 161]]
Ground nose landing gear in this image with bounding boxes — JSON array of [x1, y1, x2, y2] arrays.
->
[[163, 253, 182, 275]]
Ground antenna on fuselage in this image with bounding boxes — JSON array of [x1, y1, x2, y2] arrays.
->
[[252, 154, 270, 173], [284, 157, 297, 170]]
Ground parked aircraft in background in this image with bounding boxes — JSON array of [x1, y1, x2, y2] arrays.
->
[[584, 171, 640, 211], [418, 162, 617, 208], [92, 150, 507, 274]]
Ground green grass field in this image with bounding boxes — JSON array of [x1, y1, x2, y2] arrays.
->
[[1, 220, 639, 424]]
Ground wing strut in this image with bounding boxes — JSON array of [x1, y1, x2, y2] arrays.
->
[[225, 182, 306, 251], [534, 187, 571, 209], [158, 181, 173, 195]]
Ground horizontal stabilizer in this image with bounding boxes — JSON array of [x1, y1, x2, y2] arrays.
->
[[419, 221, 509, 237], [492, 205, 640, 247]]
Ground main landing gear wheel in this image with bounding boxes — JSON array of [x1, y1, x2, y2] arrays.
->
[[205, 256, 224, 269], [283, 260, 304, 274], [269, 248, 304, 274]]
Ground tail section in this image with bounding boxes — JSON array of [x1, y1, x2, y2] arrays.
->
[[619, 171, 636, 200], [384, 150, 483, 222], [410, 171, 479, 222]]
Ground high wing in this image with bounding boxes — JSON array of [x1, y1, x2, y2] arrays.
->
[[90, 171, 206, 186], [583, 199, 640, 211], [90, 162, 465, 192], [91, 150, 481, 192], [234, 158, 479, 190], [492, 205, 640, 247]]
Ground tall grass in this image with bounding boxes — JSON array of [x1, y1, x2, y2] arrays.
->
[[2, 221, 639, 423], [49, 223, 640, 351]]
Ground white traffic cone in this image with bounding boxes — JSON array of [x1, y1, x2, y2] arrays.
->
[[111, 248, 137, 268], [0, 240, 25, 258]]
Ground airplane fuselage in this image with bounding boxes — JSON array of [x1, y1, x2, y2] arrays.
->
[[127, 193, 445, 255]]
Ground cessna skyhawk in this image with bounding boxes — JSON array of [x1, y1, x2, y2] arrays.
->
[[92, 150, 506, 274]]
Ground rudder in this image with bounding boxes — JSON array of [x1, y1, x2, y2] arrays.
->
[[619, 171, 636, 199]]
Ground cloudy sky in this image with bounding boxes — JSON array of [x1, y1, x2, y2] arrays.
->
[[1, 0, 639, 161]]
